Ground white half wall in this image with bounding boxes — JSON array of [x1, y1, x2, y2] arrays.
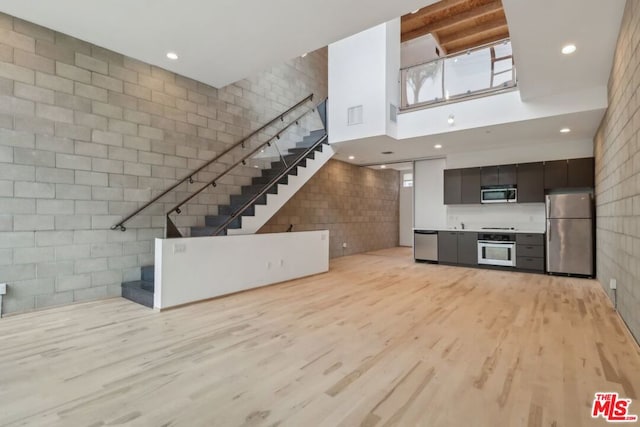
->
[[154, 231, 329, 309]]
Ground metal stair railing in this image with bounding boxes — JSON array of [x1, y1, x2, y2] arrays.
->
[[166, 98, 327, 238], [210, 132, 329, 237], [110, 93, 313, 232]]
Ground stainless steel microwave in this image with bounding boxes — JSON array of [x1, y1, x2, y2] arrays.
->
[[481, 186, 517, 204]]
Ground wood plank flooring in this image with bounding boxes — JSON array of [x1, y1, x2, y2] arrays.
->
[[1, 247, 639, 426]]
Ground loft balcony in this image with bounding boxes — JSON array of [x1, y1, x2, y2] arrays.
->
[[400, 38, 516, 111]]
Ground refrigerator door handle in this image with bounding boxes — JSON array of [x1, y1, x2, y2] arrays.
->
[[547, 220, 551, 241]]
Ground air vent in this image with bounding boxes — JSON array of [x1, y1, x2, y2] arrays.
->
[[389, 103, 397, 123], [347, 105, 363, 126]]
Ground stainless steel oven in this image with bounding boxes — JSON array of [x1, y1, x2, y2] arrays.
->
[[477, 233, 516, 267], [481, 186, 517, 204]]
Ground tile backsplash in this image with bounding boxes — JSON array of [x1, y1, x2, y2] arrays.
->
[[447, 203, 546, 231]]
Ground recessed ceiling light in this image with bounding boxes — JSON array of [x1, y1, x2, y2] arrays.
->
[[254, 165, 259, 168], [166, 52, 179, 60], [348, 155, 355, 160], [561, 44, 576, 55], [560, 127, 571, 133], [447, 114, 455, 125], [411, 9, 420, 13], [434, 144, 442, 149], [301, 52, 308, 58], [380, 165, 387, 169]]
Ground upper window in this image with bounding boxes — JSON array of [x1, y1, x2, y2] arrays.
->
[[403, 172, 413, 187]]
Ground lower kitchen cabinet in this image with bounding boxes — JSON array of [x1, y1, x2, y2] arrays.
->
[[515, 233, 545, 272], [438, 231, 458, 263], [438, 231, 478, 265], [458, 232, 478, 266]]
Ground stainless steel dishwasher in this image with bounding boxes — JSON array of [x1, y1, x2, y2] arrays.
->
[[414, 230, 438, 262]]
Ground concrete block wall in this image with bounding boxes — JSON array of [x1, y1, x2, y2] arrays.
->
[[0, 12, 328, 314], [259, 160, 399, 258], [594, 0, 640, 342]]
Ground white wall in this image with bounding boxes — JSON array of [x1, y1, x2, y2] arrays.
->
[[447, 204, 546, 232], [328, 23, 388, 143], [396, 86, 607, 139], [154, 231, 329, 309], [414, 158, 447, 229], [399, 170, 413, 246], [386, 18, 401, 138], [401, 34, 442, 68]]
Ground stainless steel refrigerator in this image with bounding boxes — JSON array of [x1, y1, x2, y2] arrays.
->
[[546, 193, 594, 276]]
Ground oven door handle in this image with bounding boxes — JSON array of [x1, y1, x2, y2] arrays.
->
[[478, 241, 516, 245]]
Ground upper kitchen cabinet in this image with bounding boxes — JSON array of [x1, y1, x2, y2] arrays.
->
[[444, 169, 462, 205], [568, 157, 595, 188], [517, 162, 544, 203], [544, 158, 594, 190], [461, 168, 481, 204], [481, 164, 517, 186], [544, 160, 568, 190]]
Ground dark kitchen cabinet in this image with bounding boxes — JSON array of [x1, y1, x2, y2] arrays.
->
[[568, 157, 594, 188], [438, 231, 458, 263], [443, 169, 462, 205], [544, 160, 568, 190], [517, 162, 544, 203], [481, 165, 516, 186], [481, 166, 499, 186], [498, 164, 517, 185], [458, 232, 478, 266], [515, 233, 545, 272], [461, 168, 481, 204]]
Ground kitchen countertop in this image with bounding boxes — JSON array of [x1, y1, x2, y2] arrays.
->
[[413, 228, 545, 234]]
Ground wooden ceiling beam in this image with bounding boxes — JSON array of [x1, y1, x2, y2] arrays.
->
[[444, 30, 510, 54], [401, 1, 503, 43], [438, 16, 508, 46], [401, 0, 471, 26]]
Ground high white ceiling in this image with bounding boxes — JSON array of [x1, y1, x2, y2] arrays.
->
[[332, 0, 626, 165], [0, 0, 436, 88], [503, 0, 626, 101]]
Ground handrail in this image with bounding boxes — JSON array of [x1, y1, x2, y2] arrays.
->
[[210, 132, 328, 236], [400, 37, 511, 72], [110, 93, 313, 231], [166, 106, 316, 216]]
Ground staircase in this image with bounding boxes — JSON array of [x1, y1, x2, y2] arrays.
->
[[120, 117, 333, 308]]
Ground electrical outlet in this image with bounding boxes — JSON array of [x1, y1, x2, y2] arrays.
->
[[280, 259, 284, 267], [610, 278, 617, 290], [0, 283, 6, 295], [342, 242, 347, 248], [266, 261, 271, 269], [173, 243, 186, 254]]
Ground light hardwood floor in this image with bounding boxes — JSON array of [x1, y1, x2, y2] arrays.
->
[[1, 247, 639, 427]]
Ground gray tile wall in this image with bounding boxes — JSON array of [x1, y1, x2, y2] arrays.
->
[[594, 0, 640, 342], [259, 161, 400, 258], [0, 12, 328, 314]]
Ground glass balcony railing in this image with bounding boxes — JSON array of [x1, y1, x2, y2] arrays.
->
[[400, 38, 516, 110]]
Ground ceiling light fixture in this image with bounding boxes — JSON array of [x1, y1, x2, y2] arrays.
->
[[411, 9, 420, 14], [301, 52, 308, 58], [348, 155, 355, 160], [434, 144, 442, 149], [381, 165, 387, 169], [166, 52, 179, 60], [561, 44, 576, 55], [447, 114, 455, 125], [560, 127, 571, 133]]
